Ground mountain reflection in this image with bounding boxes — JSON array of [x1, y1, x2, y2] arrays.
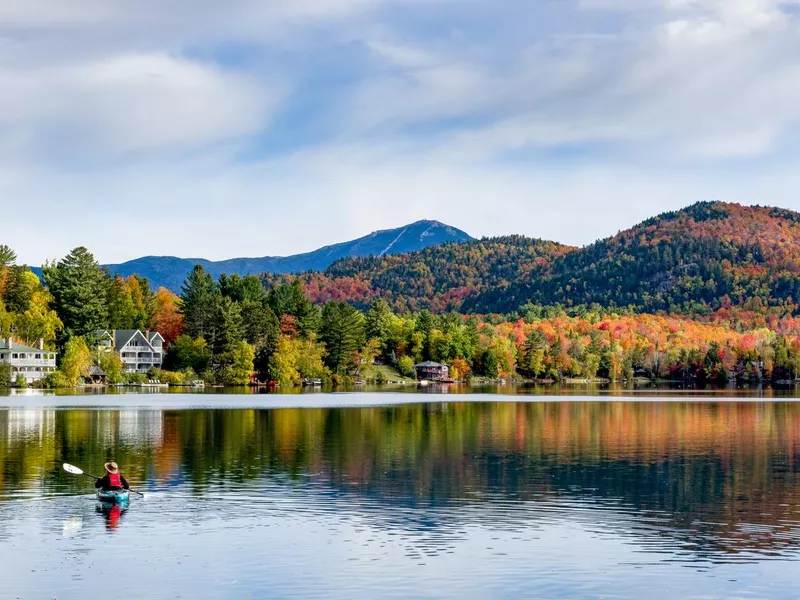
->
[[2, 402, 800, 560]]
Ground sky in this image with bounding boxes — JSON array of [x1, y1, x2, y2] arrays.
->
[[3, 0, 800, 265]]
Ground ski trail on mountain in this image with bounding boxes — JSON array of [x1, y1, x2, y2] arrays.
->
[[379, 226, 409, 256]]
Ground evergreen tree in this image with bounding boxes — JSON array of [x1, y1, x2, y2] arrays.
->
[[519, 329, 547, 378], [220, 274, 266, 304], [212, 296, 244, 366], [320, 302, 365, 375], [267, 280, 318, 337], [241, 300, 279, 348], [366, 299, 393, 341], [42, 247, 109, 341], [179, 266, 220, 339], [415, 310, 434, 360], [0, 245, 16, 269]]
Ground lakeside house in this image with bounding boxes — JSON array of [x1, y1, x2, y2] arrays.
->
[[93, 329, 165, 373], [415, 361, 450, 382], [0, 338, 57, 383]]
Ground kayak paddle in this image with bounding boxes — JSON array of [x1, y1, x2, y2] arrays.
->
[[61, 462, 146, 498]]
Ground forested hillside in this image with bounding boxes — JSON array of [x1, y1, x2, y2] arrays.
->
[[466, 202, 800, 314], [263, 236, 574, 312], [266, 202, 800, 317]]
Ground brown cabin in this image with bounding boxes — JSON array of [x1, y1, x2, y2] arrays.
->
[[414, 361, 449, 382]]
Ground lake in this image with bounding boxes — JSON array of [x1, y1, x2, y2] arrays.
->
[[2, 391, 800, 599]]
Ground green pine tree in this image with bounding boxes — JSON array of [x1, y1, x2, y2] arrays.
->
[[320, 302, 365, 375], [179, 266, 220, 340], [42, 247, 109, 341]]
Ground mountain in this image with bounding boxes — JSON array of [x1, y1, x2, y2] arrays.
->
[[464, 201, 800, 314], [108, 220, 473, 291], [266, 202, 800, 316], [263, 236, 575, 312]]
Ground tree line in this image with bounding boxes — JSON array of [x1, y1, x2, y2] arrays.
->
[[5, 242, 800, 387]]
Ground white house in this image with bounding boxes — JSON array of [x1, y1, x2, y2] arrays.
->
[[0, 338, 58, 383], [94, 329, 165, 373]]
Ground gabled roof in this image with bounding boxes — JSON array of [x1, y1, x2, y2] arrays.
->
[[415, 361, 448, 368], [113, 329, 143, 349], [148, 331, 164, 343], [0, 341, 54, 353]]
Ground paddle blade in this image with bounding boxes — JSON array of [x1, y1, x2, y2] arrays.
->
[[62, 463, 84, 475]]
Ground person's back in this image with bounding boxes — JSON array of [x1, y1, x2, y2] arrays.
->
[[95, 461, 130, 491]]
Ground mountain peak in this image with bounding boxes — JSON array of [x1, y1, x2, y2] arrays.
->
[[108, 220, 473, 290]]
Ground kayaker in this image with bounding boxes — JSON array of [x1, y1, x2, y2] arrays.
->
[[94, 462, 130, 492]]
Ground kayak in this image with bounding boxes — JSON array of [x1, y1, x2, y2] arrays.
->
[[96, 489, 130, 504]]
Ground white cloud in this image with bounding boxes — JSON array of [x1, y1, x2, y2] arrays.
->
[[0, 54, 279, 159], [342, 0, 800, 162]]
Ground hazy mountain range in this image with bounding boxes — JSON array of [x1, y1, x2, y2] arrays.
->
[[107, 220, 472, 291]]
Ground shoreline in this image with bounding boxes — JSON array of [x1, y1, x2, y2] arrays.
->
[[1, 387, 799, 410]]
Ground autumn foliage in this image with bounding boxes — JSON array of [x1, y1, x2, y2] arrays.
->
[[152, 288, 183, 345], [265, 202, 800, 318]]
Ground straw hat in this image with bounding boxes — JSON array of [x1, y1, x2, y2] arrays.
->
[[104, 462, 119, 474]]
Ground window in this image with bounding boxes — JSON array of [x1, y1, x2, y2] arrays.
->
[[12, 353, 18, 359], [35, 354, 41, 359]]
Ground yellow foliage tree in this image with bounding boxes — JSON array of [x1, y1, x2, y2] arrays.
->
[[59, 337, 92, 386]]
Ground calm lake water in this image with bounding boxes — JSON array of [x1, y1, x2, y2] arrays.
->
[[2, 392, 800, 599]]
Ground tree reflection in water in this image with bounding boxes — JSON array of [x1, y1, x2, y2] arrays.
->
[[2, 401, 800, 560]]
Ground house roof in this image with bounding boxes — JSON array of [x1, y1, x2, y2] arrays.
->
[[112, 329, 143, 348], [0, 340, 55, 353], [415, 361, 448, 368], [92, 329, 163, 350]]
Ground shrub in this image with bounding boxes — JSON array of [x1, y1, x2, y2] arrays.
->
[[124, 372, 147, 385], [15, 374, 27, 388], [0, 364, 11, 388], [43, 371, 71, 388], [397, 355, 416, 379], [149, 369, 183, 385]]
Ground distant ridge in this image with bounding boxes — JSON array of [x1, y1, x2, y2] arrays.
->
[[107, 220, 473, 291]]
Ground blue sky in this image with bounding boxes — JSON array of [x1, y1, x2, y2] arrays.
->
[[3, 0, 800, 264]]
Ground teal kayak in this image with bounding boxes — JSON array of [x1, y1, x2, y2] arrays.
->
[[96, 489, 130, 504]]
